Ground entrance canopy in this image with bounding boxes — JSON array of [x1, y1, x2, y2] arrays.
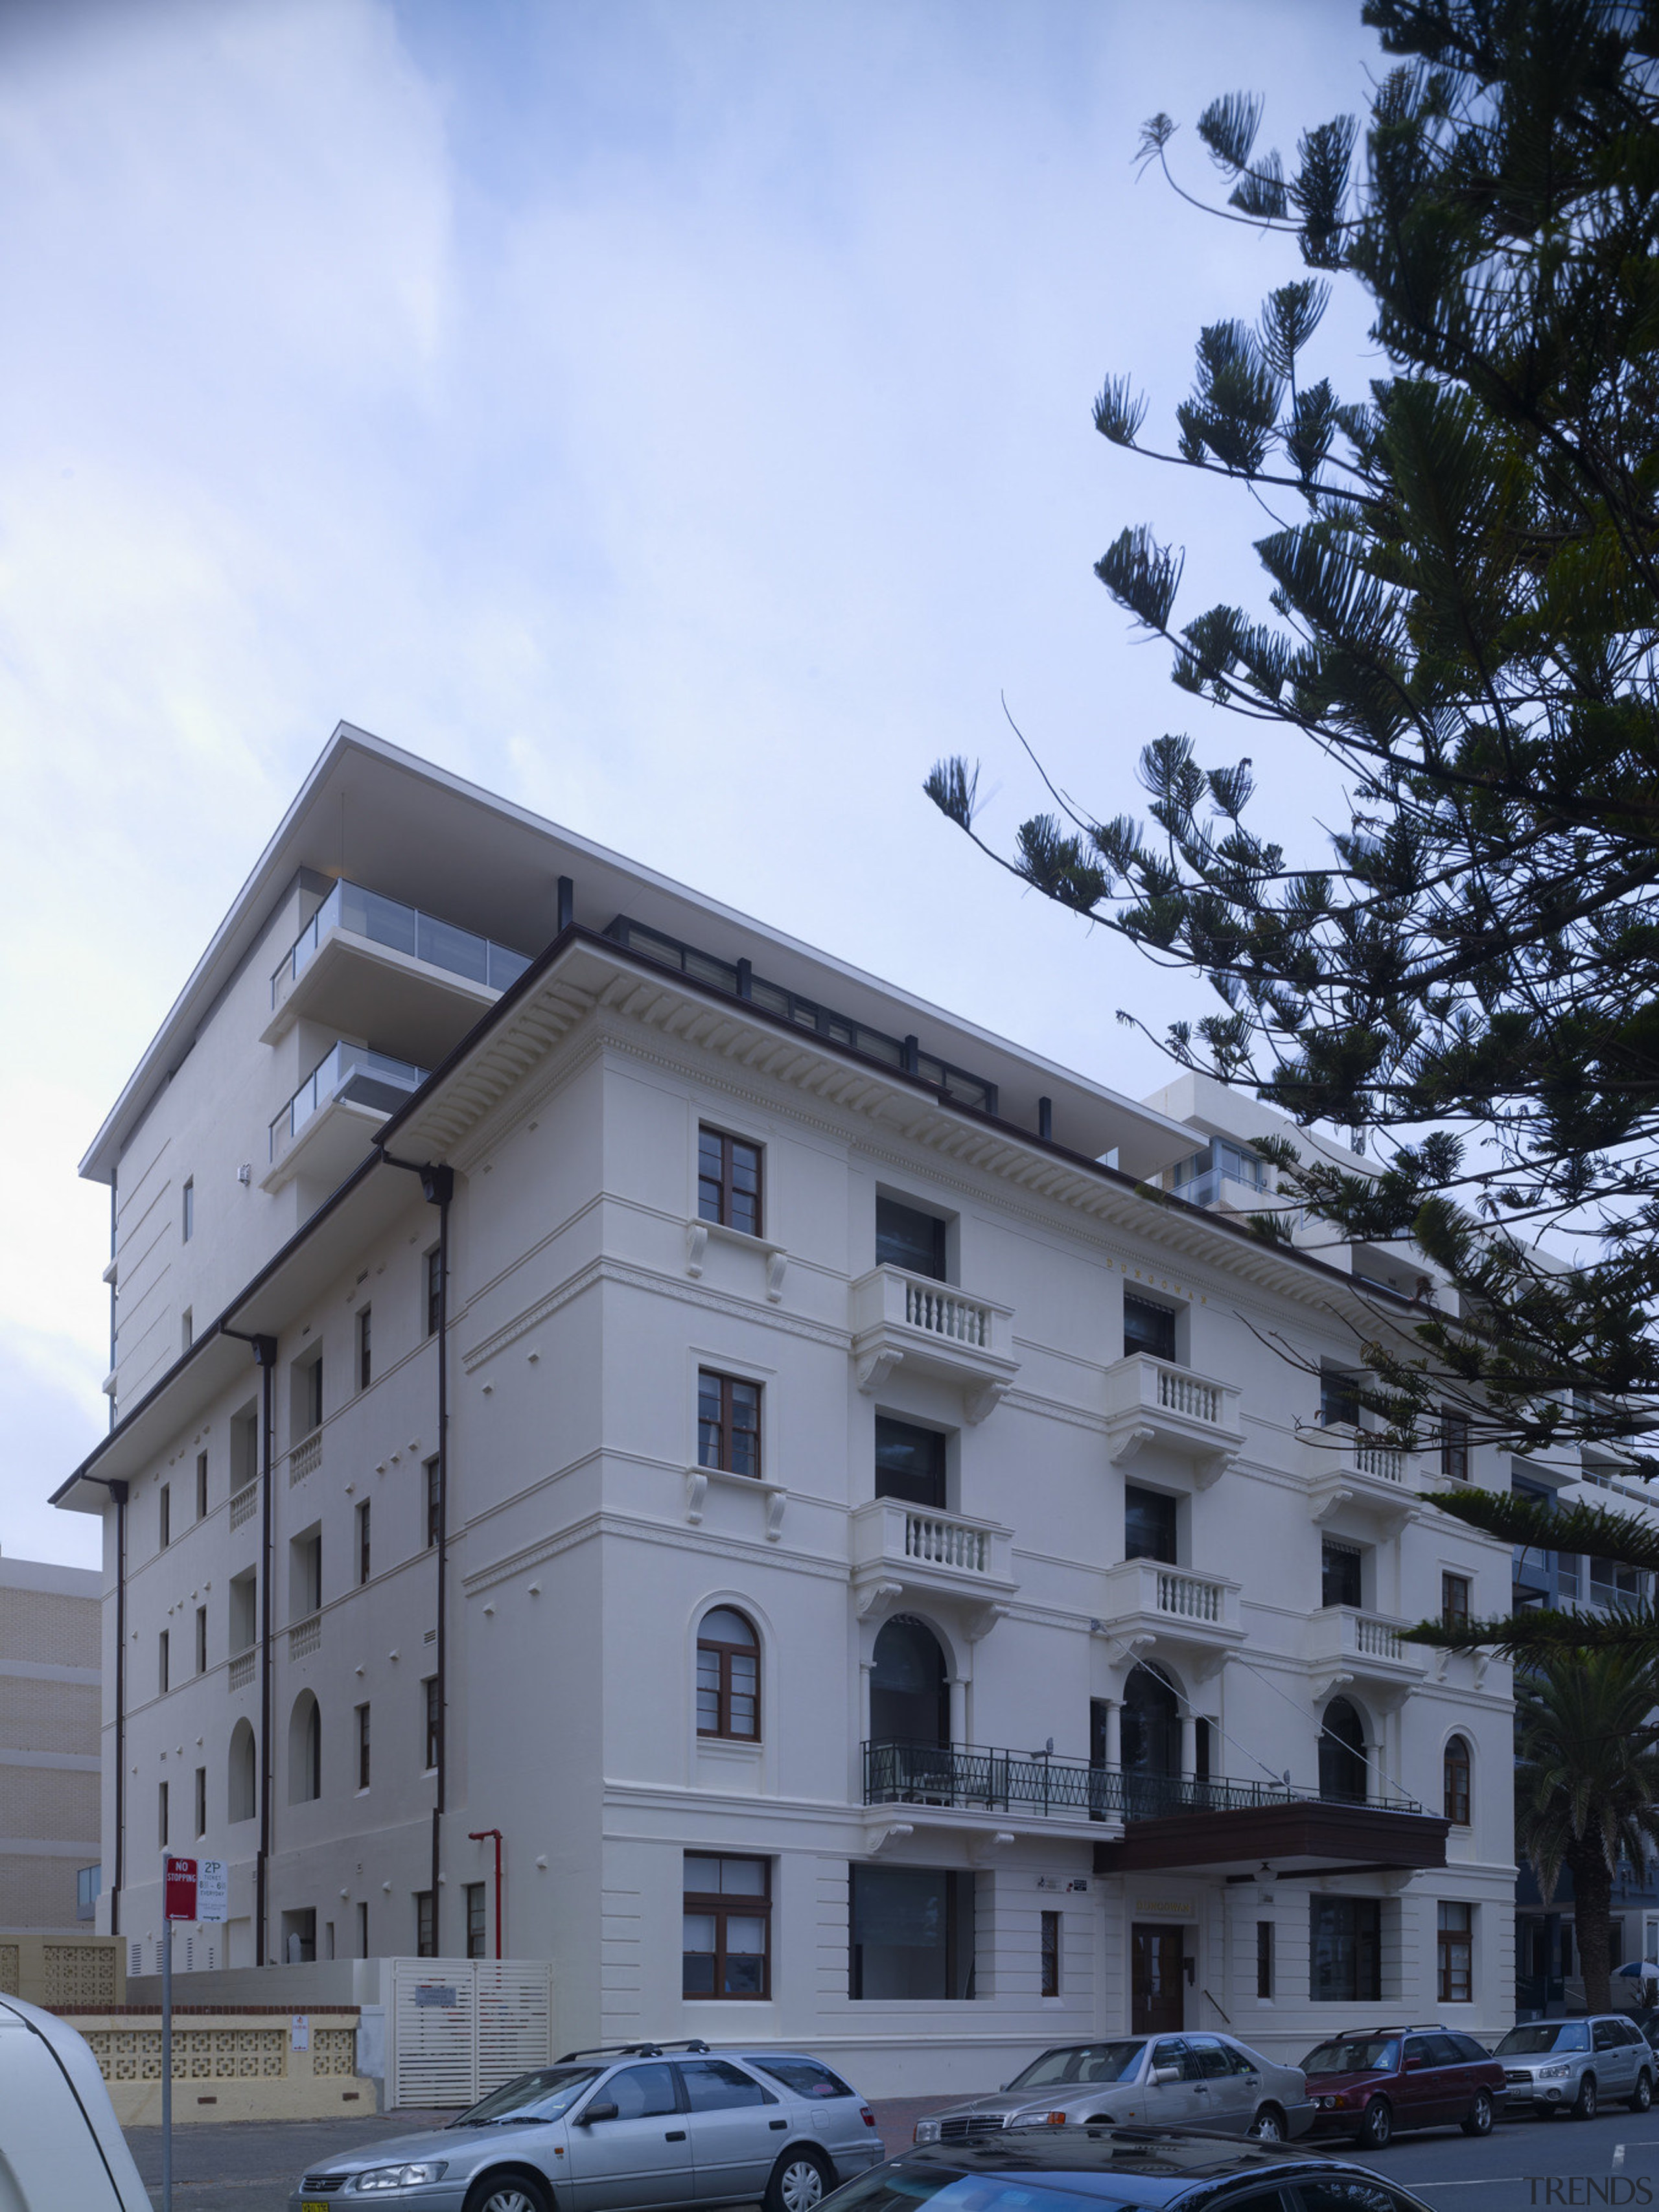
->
[[1094, 1797, 1448, 1880]]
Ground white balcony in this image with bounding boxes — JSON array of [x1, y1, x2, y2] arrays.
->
[[850, 1267, 1018, 1422], [1306, 1604, 1424, 1705], [1301, 1424, 1421, 1533], [1103, 1355, 1243, 1483], [1095, 1556, 1244, 1659], [851, 1498, 1017, 1617]]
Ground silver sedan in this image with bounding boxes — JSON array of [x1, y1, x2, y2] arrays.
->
[[911, 2035, 1314, 2146]]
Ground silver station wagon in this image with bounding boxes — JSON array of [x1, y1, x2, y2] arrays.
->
[[289, 2042, 885, 2212], [911, 2034, 1314, 2146]]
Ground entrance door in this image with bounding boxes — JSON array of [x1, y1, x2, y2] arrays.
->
[[1131, 1924, 1185, 2034]]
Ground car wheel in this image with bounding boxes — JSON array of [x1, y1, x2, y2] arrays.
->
[[1631, 2069, 1654, 2114], [1460, 2089, 1494, 2137], [1247, 2105, 1287, 2143], [1358, 2096, 1393, 2150], [1573, 2073, 1598, 2121], [765, 2148, 832, 2212], [463, 2174, 554, 2212]]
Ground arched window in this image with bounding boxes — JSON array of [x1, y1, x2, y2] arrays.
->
[[697, 1608, 759, 1741], [1120, 1664, 1182, 1815], [1319, 1697, 1369, 1804], [288, 1691, 321, 1804], [1443, 1734, 1472, 1826], [870, 1616, 949, 1748], [228, 1717, 256, 1824]]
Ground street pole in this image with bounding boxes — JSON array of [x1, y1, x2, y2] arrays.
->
[[161, 1922, 172, 2212]]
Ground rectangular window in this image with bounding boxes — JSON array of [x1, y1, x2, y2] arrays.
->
[[683, 1853, 771, 1999], [159, 1484, 171, 1550], [194, 1765, 207, 1839], [357, 1500, 372, 1587], [850, 1863, 975, 1999], [1437, 1901, 1473, 2004], [358, 1305, 372, 1390], [357, 1901, 369, 1959], [1040, 1910, 1061, 1997], [1442, 1572, 1471, 1630], [424, 1677, 441, 1772], [291, 1529, 321, 1620], [306, 1355, 323, 1434], [1123, 1294, 1178, 1364], [1321, 1539, 1364, 1611], [697, 1369, 762, 1478], [181, 1178, 194, 1242], [1124, 1484, 1179, 1566], [1319, 1369, 1362, 1428], [1441, 1408, 1470, 1483], [1256, 1920, 1275, 1999], [874, 1416, 947, 1511], [875, 1196, 946, 1280], [229, 1570, 257, 1655], [356, 1703, 371, 1791], [415, 1891, 435, 1958], [426, 1248, 443, 1337], [194, 1605, 207, 1676], [196, 1452, 208, 1520], [466, 1882, 487, 1959], [158, 1780, 169, 1850], [157, 1630, 170, 1696], [1309, 1895, 1382, 2003], [698, 1125, 762, 1238], [425, 1458, 441, 1548]]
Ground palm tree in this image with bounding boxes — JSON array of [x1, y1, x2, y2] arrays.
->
[[1517, 1650, 1659, 2014]]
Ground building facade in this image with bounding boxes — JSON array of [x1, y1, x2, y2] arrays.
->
[[0, 1554, 101, 1930], [56, 726, 1516, 2089]]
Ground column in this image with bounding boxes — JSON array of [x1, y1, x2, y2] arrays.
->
[[1180, 1712, 1197, 1780], [949, 1675, 968, 1746]]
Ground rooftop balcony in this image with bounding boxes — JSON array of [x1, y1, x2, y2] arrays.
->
[[264, 879, 534, 1067], [1095, 1556, 1244, 1659], [851, 1499, 1017, 1617], [1103, 1354, 1242, 1482], [1306, 1604, 1425, 1706], [262, 1042, 426, 1194], [850, 1266, 1018, 1423]]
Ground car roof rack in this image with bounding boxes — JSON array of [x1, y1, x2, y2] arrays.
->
[[557, 2040, 713, 2063]]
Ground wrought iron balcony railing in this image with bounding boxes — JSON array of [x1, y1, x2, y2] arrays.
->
[[861, 1740, 1421, 1821]]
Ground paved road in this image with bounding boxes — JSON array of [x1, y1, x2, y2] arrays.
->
[[125, 2099, 1659, 2211]]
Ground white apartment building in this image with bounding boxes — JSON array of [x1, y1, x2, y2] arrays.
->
[[0, 1555, 101, 1931], [54, 725, 1514, 2089]]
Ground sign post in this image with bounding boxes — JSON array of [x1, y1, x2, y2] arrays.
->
[[161, 1857, 227, 2212]]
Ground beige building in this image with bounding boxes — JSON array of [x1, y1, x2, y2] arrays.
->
[[0, 1554, 101, 1929]]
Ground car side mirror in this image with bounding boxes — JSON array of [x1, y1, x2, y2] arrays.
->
[[580, 2100, 620, 2124], [1150, 2064, 1181, 2085]]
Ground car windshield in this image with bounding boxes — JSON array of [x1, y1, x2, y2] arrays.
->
[[820, 2168, 1133, 2212], [1496, 2023, 1590, 2055], [453, 2066, 601, 2125], [1302, 2039, 1400, 2077], [1007, 2043, 1144, 2090]]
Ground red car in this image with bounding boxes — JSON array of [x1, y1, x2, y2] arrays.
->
[[1302, 2025, 1504, 2148]]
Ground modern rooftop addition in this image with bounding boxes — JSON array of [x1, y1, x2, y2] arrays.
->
[[264, 1041, 427, 1190]]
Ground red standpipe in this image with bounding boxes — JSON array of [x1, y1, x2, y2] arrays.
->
[[469, 1829, 504, 1958]]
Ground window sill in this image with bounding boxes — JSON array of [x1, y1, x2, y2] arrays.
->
[[686, 1463, 787, 1541], [686, 1219, 787, 1301]]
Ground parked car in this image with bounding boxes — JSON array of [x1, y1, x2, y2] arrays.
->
[[0, 1990, 152, 2211], [822, 2123, 1437, 2212], [1494, 2013, 1655, 2119], [1301, 2026, 1504, 2148], [910, 2034, 1313, 2145], [289, 2042, 883, 2212]]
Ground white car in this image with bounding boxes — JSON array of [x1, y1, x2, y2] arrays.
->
[[0, 1990, 152, 2211]]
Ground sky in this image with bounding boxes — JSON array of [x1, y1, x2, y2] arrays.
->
[[0, 0, 1389, 1566]]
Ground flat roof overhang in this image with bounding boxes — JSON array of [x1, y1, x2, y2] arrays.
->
[[1093, 1799, 1450, 1880]]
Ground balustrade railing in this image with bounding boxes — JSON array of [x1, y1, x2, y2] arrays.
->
[[227, 1651, 255, 1692], [862, 1739, 1422, 1821], [1155, 1570, 1225, 1623], [229, 1482, 259, 1530], [1156, 1368, 1223, 1425], [903, 1281, 992, 1349], [903, 1511, 990, 1574], [289, 1433, 321, 1484], [289, 1614, 321, 1659]]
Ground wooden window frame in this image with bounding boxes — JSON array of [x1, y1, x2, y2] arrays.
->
[[698, 1369, 761, 1479], [698, 1125, 763, 1239], [682, 1853, 771, 2001], [697, 1611, 760, 1741], [1441, 1572, 1471, 1631], [1443, 1735, 1472, 1827], [1437, 1901, 1473, 2004]]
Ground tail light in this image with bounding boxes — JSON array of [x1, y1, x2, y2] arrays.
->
[[862, 2108, 876, 2128]]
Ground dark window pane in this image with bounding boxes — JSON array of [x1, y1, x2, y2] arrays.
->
[[1322, 1541, 1364, 1610], [1124, 1295, 1177, 1363], [609, 2064, 680, 2119], [1124, 1485, 1178, 1565], [850, 1863, 974, 2000], [874, 1417, 946, 1508], [1310, 1895, 1382, 2002], [876, 1198, 947, 1280], [1320, 1370, 1361, 1426]]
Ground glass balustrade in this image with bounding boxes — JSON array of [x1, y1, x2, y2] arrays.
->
[[272, 879, 533, 1004], [270, 1043, 428, 1157]]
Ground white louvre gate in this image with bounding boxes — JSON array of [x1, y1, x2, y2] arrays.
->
[[389, 1958, 552, 2109]]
